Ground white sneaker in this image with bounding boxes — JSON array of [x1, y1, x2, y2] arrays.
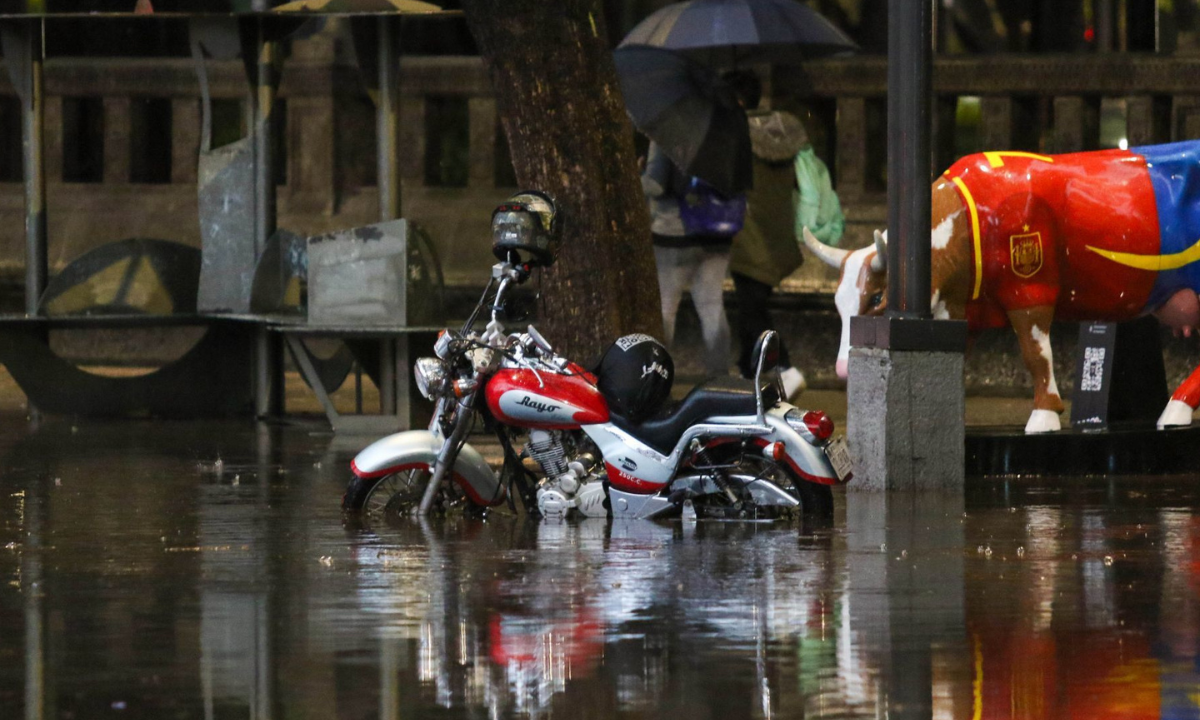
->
[[780, 367, 806, 399]]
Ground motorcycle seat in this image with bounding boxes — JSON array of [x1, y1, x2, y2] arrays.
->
[[608, 376, 779, 455]]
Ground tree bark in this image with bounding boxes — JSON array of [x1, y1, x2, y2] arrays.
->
[[462, 0, 662, 361]]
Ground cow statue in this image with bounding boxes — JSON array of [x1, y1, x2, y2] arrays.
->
[[804, 140, 1200, 434]]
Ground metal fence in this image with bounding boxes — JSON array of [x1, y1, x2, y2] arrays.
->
[[3, 49, 1200, 292]]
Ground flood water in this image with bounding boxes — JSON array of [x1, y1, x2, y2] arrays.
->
[[3, 415, 1200, 719]]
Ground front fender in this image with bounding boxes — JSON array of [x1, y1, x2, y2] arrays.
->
[[765, 405, 841, 486], [351, 430, 504, 506]]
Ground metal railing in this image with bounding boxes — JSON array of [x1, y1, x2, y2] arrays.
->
[[2, 52, 1200, 291]]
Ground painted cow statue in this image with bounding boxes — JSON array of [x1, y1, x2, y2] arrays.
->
[[804, 140, 1200, 433]]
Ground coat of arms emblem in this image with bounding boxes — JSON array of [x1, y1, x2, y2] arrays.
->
[[1010, 231, 1043, 278]]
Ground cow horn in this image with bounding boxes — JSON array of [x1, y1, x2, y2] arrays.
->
[[801, 226, 849, 268], [870, 229, 888, 272]]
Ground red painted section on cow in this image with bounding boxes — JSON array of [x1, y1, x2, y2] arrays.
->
[[945, 149, 1161, 329], [485, 366, 609, 430], [1172, 365, 1200, 406]]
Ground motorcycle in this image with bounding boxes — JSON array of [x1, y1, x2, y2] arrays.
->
[[342, 191, 853, 522]]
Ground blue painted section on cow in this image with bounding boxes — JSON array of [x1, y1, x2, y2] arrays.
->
[[1134, 139, 1200, 310]]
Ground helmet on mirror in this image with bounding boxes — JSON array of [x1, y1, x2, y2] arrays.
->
[[491, 190, 558, 267]]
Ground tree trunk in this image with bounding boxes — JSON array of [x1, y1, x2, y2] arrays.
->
[[462, 0, 662, 361]]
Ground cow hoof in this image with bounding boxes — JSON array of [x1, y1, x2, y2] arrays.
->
[[1024, 409, 1061, 434], [1157, 399, 1194, 429]]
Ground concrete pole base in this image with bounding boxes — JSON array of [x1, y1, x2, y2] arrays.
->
[[848, 347, 965, 491]]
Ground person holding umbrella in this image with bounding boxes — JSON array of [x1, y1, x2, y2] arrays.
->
[[615, 46, 752, 378], [618, 0, 855, 383], [725, 70, 844, 398], [624, 0, 859, 393], [641, 143, 740, 378]]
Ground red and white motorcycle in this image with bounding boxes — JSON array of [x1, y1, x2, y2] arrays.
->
[[342, 192, 852, 522]]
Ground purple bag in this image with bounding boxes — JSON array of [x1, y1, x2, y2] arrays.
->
[[677, 177, 746, 237]]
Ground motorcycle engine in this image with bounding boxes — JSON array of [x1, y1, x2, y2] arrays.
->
[[528, 430, 607, 518]]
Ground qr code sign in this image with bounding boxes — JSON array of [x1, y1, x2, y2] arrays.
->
[[1080, 347, 1105, 392]]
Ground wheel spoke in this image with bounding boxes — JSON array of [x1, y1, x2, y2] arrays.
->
[[363, 468, 427, 521]]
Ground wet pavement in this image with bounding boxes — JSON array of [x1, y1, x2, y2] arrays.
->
[[3, 410, 1200, 719]]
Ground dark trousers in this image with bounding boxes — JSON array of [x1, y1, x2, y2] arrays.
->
[[733, 272, 791, 378]]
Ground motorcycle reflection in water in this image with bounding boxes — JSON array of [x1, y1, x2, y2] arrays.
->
[[15, 416, 1200, 718], [345, 497, 1200, 720], [350, 518, 859, 718], [344, 191, 851, 524]]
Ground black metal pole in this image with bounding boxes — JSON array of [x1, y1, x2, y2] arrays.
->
[[887, 0, 933, 319], [20, 22, 47, 317]]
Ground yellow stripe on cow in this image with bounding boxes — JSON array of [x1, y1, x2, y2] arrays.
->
[[951, 176, 984, 300], [984, 151, 1055, 169], [972, 633, 983, 720], [1087, 236, 1200, 271]]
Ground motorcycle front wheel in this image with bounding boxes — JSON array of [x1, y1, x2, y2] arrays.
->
[[343, 464, 429, 513], [342, 464, 475, 526]]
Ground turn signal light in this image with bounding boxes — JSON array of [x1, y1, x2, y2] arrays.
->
[[803, 411, 834, 441], [452, 378, 478, 398], [762, 441, 786, 461]]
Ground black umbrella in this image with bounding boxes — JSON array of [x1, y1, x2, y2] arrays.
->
[[620, 0, 857, 67], [614, 45, 752, 196]]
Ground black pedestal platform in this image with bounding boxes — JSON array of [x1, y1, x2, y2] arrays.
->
[[966, 423, 1200, 477]]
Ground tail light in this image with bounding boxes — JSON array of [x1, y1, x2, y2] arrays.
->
[[803, 411, 834, 441], [786, 408, 834, 443]]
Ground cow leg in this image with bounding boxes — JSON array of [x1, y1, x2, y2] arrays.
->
[[1158, 367, 1200, 428], [1008, 306, 1065, 433], [1156, 290, 1200, 428]]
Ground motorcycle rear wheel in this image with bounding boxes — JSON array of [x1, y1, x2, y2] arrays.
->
[[702, 448, 834, 519]]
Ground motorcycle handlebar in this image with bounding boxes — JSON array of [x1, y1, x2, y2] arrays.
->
[[490, 277, 513, 325]]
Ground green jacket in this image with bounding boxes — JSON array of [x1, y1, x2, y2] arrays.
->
[[731, 144, 844, 287]]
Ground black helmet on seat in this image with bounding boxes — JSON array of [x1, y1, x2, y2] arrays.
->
[[595, 334, 674, 422], [492, 190, 558, 267]]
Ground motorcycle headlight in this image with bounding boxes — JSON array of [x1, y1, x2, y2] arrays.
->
[[414, 357, 449, 400]]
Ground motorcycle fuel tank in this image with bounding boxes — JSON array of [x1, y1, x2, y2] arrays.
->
[[486, 366, 609, 430]]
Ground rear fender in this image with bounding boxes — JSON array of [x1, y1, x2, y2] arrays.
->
[[763, 405, 840, 486], [350, 430, 505, 506]]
